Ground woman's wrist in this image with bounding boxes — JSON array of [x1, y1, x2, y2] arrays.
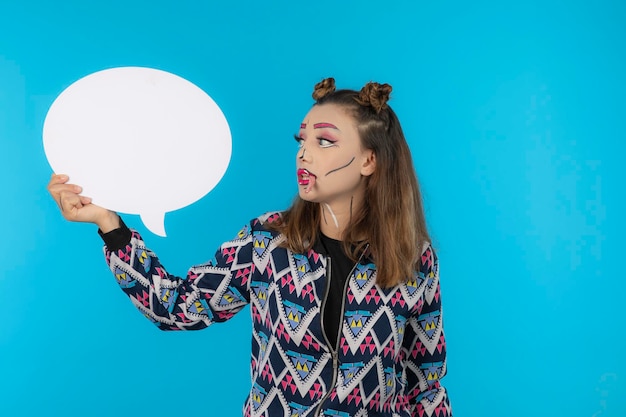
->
[[96, 211, 121, 233]]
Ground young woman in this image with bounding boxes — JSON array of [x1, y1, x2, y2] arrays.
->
[[48, 78, 452, 417]]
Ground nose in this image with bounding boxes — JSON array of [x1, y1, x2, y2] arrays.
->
[[297, 146, 308, 161]]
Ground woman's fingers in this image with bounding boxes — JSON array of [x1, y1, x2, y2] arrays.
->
[[48, 174, 89, 221], [49, 173, 68, 183], [47, 175, 80, 197], [48, 173, 113, 225], [58, 190, 83, 217], [47, 174, 70, 193], [48, 176, 82, 213]]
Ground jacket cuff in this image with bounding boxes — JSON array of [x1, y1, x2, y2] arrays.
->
[[98, 218, 132, 251]]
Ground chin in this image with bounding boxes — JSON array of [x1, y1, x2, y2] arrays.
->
[[298, 190, 320, 203]]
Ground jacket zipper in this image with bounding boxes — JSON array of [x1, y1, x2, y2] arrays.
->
[[314, 257, 336, 417], [314, 246, 369, 417]]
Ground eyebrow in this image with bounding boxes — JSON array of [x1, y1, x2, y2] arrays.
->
[[314, 123, 339, 130], [300, 123, 306, 129]]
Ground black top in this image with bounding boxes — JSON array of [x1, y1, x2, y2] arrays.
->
[[318, 233, 354, 350]]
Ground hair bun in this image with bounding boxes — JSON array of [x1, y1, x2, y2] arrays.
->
[[356, 82, 392, 113], [312, 77, 336, 101]]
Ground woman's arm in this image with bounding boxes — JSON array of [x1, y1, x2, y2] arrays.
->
[[403, 245, 453, 417], [104, 220, 254, 330], [48, 173, 254, 330]]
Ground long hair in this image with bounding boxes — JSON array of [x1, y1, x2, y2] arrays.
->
[[270, 78, 430, 288]]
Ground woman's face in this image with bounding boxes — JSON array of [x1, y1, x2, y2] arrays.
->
[[295, 103, 375, 207]]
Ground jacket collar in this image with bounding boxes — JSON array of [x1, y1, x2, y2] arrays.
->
[[311, 234, 373, 263]]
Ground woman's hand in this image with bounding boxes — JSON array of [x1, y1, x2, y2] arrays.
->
[[47, 174, 120, 232]]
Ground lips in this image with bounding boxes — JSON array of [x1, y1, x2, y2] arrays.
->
[[297, 168, 317, 193]]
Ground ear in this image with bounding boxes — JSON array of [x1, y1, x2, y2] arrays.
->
[[360, 150, 376, 176]]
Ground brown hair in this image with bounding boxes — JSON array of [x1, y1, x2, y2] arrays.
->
[[271, 77, 430, 288]]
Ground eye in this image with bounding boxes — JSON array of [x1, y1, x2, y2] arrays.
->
[[318, 137, 336, 148], [293, 134, 304, 147]]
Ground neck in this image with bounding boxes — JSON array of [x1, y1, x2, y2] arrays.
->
[[319, 196, 360, 240]]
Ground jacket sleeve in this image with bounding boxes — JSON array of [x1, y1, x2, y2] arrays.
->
[[104, 221, 254, 331], [403, 245, 453, 416]]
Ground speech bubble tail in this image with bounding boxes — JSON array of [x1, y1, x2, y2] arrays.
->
[[140, 212, 167, 237]]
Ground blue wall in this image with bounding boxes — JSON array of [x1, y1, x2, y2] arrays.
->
[[1, 1, 624, 415]]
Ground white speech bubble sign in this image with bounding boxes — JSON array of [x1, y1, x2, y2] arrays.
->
[[43, 67, 232, 236]]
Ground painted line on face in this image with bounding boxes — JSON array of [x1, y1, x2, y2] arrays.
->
[[314, 123, 339, 130], [349, 196, 353, 222], [324, 203, 339, 228], [300, 123, 306, 129], [325, 156, 356, 176]]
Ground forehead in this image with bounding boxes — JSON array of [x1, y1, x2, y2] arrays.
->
[[302, 104, 355, 128]]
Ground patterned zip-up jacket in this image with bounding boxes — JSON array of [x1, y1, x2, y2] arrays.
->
[[105, 212, 452, 417]]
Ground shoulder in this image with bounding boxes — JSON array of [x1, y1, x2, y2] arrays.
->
[[255, 211, 283, 225], [223, 212, 285, 251], [224, 211, 283, 242], [249, 211, 284, 236], [418, 241, 438, 277]]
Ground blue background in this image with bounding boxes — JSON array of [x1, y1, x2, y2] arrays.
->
[[1, 0, 624, 416]]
